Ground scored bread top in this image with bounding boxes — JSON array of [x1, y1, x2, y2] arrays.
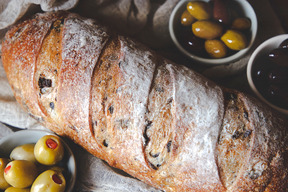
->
[[2, 11, 288, 192]]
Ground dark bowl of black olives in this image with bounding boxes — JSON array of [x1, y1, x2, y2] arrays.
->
[[169, 0, 257, 65], [247, 34, 288, 115], [0, 129, 77, 191]]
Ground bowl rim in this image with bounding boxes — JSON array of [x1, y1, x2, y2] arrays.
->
[[0, 129, 77, 192], [169, 0, 258, 65], [247, 34, 288, 115]]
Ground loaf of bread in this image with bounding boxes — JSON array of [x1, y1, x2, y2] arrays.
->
[[2, 11, 288, 191]]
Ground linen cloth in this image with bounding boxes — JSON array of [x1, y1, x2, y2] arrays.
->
[[0, 0, 285, 191]]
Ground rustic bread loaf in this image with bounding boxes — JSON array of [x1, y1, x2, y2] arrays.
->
[[2, 11, 288, 192]]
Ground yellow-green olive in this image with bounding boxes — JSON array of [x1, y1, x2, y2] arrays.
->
[[4, 160, 37, 188], [205, 39, 227, 58], [31, 170, 66, 192], [0, 158, 10, 190], [187, 1, 211, 20], [34, 135, 64, 166], [181, 10, 196, 26], [231, 17, 251, 31], [10, 143, 36, 162], [221, 29, 247, 50], [5, 187, 30, 192], [192, 20, 223, 40]]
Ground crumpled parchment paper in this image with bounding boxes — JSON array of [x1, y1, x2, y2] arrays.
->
[[0, 0, 285, 191]]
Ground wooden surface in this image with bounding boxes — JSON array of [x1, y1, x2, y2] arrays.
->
[[270, 0, 288, 32]]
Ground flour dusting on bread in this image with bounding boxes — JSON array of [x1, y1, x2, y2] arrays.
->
[[2, 11, 288, 192]]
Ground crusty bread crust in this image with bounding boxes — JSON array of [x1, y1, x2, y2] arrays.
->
[[2, 11, 288, 191]]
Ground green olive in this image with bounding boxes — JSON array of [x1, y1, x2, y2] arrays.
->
[[5, 187, 30, 192], [4, 160, 37, 188], [205, 39, 227, 58], [0, 158, 11, 190], [34, 135, 64, 166], [10, 143, 36, 162], [192, 20, 223, 40], [31, 170, 66, 192], [221, 29, 247, 50], [181, 10, 196, 26], [187, 1, 211, 20]]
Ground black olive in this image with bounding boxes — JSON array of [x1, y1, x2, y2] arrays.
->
[[103, 140, 108, 147], [167, 141, 172, 153], [232, 130, 240, 140], [213, 0, 231, 25], [268, 48, 288, 67], [264, 85, 288, 109], [143, 120, 152, 146], [38, 77, 52, 89], [177, 27, 205, 56], [279, 38, 288, 49], [108, 105, 114, 114], [254, 68, 267, 81], [243, 111, 249, 120], [149, 152, 160, 158], [243, 130, 252, 138], [49, 102, 54, 110], [155, 86, 164, 93], [148, 162, 158, 170], [268, 68, 288, 85]]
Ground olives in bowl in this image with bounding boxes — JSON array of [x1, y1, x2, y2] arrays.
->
[[0, 130, 76, 192], [10, 144, 36, 163], [4, 160, 38, 188], [34, 135, 65, 166], [169, 0, 257, 65], [31, 170, 66, 192], [247, 34, 288, 115], [5, 187, 30, 192], [0, 158, 10, 190]]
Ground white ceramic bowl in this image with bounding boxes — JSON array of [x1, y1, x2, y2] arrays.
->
[[0, 129, 77, 191], [169, 0, 258, 65], [247, 34, 288, 115]]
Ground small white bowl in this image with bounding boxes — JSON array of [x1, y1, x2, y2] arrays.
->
[[169, 0, 258, 65], [247, 34, 288, 115], [0, 129, 77, 192]]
